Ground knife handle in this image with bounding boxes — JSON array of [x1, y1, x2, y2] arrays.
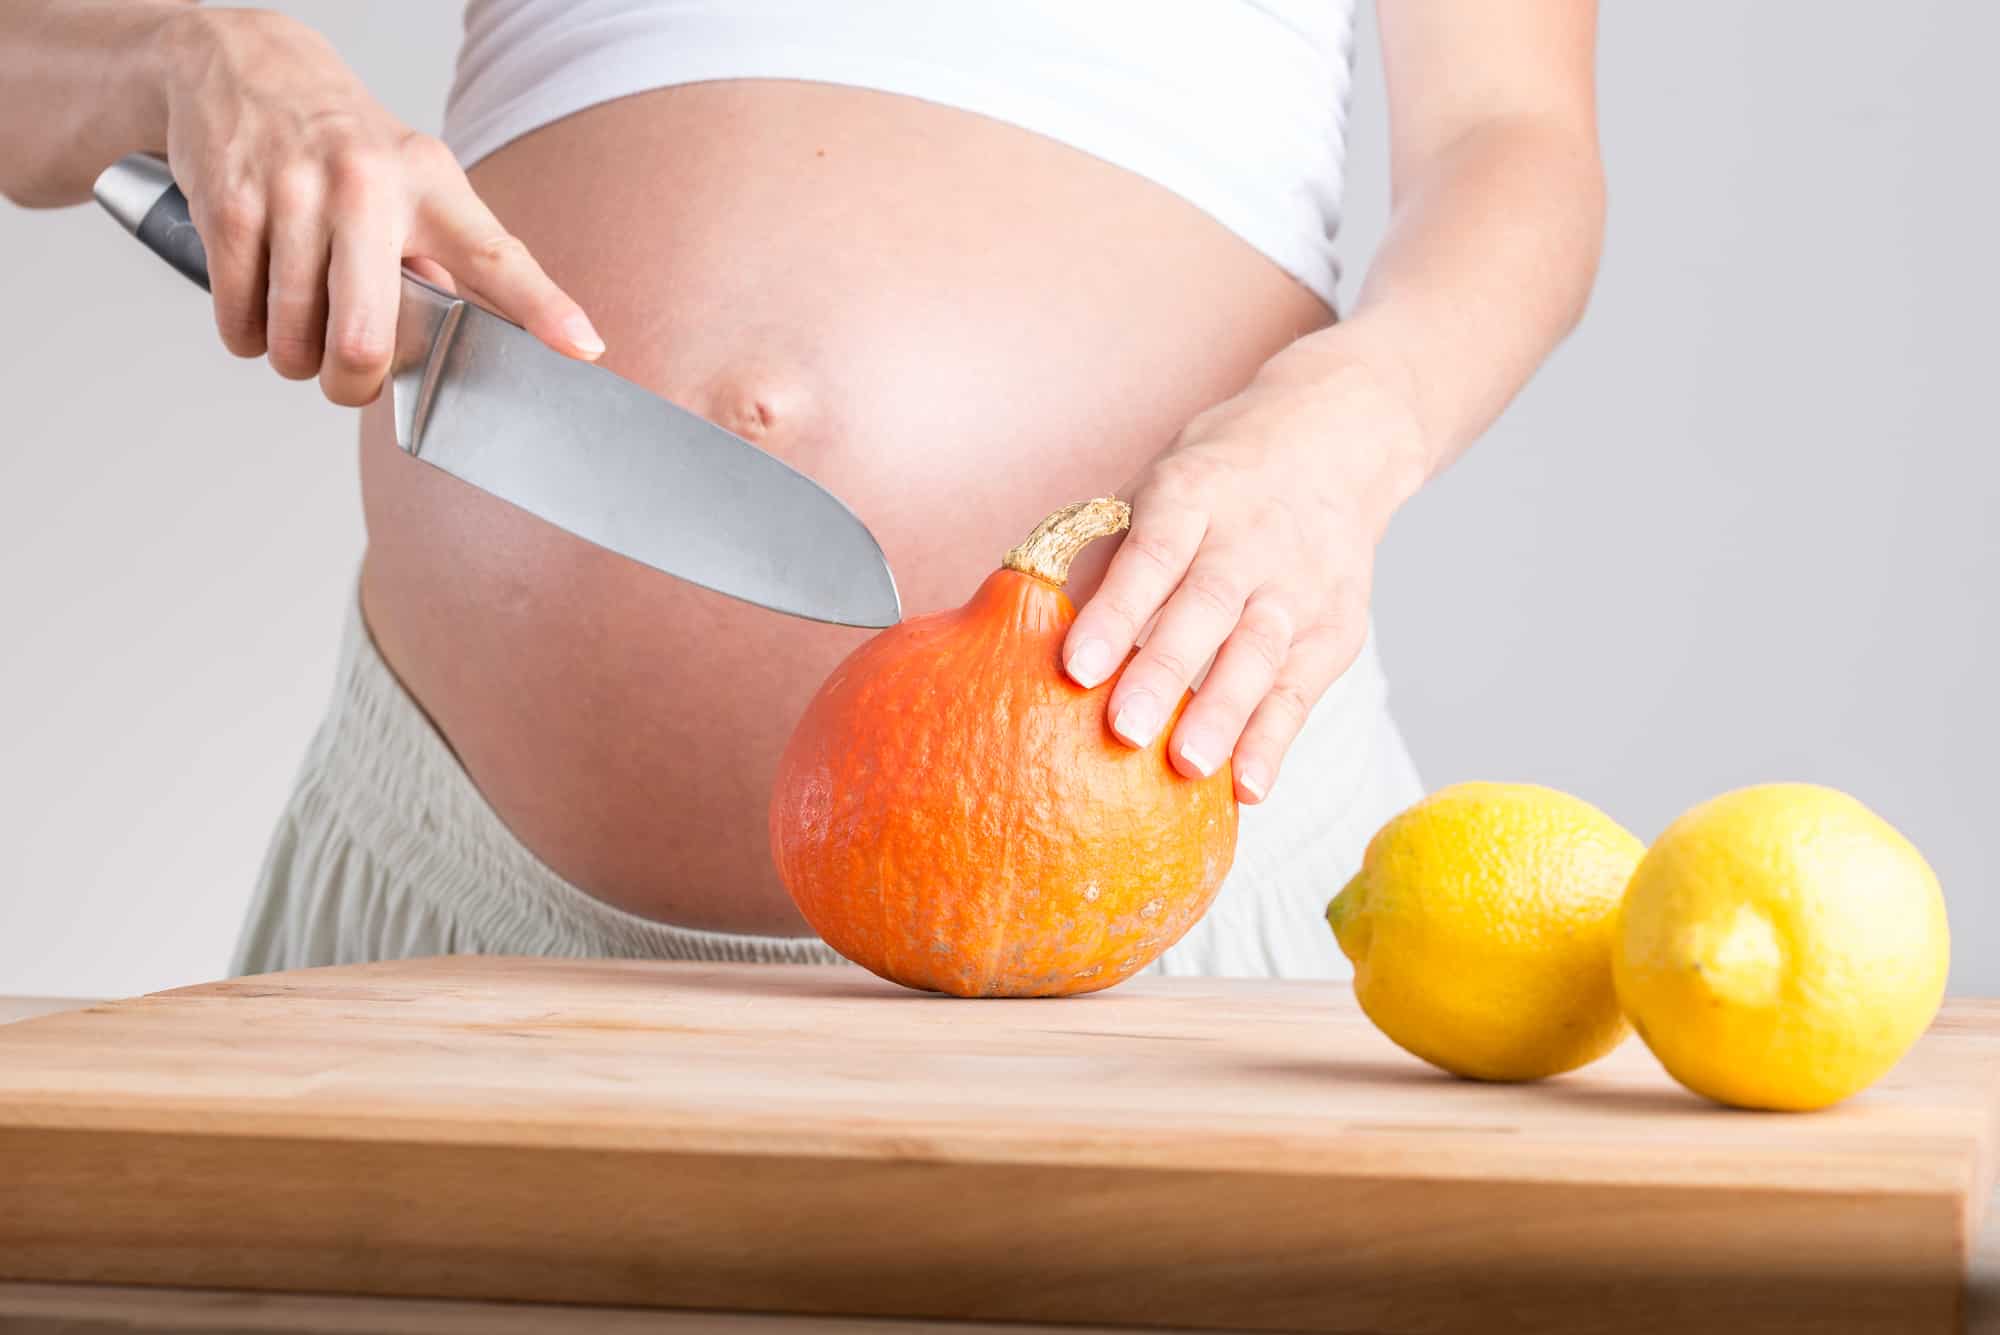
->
[[93, 154, 211, 293]]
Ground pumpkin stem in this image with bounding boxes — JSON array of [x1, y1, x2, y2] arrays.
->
[[1001, 497, 1133, 587]]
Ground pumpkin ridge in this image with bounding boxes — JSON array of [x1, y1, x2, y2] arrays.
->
[[972, 590, 1030, 996]]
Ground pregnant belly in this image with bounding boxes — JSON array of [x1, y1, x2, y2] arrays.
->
[[358, 81, 1329, 935]]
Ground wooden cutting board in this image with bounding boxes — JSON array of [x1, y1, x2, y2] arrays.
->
[[2, 957, 1996, 1335]]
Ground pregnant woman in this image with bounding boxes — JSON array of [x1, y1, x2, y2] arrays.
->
[[2, 2, 1603, 977]]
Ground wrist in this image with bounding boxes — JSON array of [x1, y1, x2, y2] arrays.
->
[[1249, 329, 1432, 539], [123, 4, 204, 150]]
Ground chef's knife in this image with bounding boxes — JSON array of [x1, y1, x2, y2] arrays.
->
[[93, 154, 902, 629]]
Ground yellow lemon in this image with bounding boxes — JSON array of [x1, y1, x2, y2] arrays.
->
[[1327, 782, 1644, 1081], [1614, 784, 1950, 1111]]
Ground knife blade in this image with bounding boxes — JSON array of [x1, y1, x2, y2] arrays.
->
[[92, 154, 902, 629]]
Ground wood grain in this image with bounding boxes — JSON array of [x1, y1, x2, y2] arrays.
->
[[0, 1279, 1169, 1335], [9, 1195, 2000, 1335], [0, 957, 1995, 1334]]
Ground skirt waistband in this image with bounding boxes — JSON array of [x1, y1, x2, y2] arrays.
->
[[309, 593, 845, 964]]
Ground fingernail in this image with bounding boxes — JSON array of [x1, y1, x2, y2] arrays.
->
[[1111, 692, 1163, 747], [564, 313, 606, 357], [1066, 638, 1114, 688], [1238, 766, 1269, 802], [1176, 735, 1220, 778]]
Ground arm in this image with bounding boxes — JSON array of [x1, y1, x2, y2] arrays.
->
[[1321, 0, 1605, 472], [1063, 0, 1605, 802], [0, 2, 601, 404], [0, 1, 187, 208]]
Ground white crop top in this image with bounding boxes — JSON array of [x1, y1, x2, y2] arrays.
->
[[443, 1, 1360, 306]]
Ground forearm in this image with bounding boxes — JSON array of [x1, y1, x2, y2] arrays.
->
[[0, 0, 194, 207], [1260, 116, 1608, 522]]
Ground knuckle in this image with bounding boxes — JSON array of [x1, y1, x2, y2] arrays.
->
[[1179, 566, 1245, 619], [216, 323, 266, 359], [326, 143, 392, 199], [1193, 671, 1257, 721], [326, 324, 389, 374], [269, 160, 325, 212], [1234, 623, 1290, 676], [1140, 643, 1199, 687], [465, 230, 532, 273], [1252, 597, 1300, 642], [266, 328, 322, 376], [1297, 617, 1363, 671], [1143, 474, 1192, 511], [232, 8, 309, 44], [1296, 632, 1341, 677], [1152, 449, 1227, 500], [211, 295, 265, 353], [320, 370, 381, 408], [1242, 598, 1297, 651], [399, 131, 460, 177], [1092, 595, 1148, 640], [1120, 527, 1185, 577], [204, 189, 264, 246], [1265, 679, 1315, 726]]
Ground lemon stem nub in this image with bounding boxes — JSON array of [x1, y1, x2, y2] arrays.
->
[[1327, 873, 1368, 961], [1693, 905, 1785, 1008]]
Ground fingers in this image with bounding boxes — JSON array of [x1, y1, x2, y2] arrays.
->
[[409, 163, 603, 361], [197, 183, 270, 360], [1062, 501, 1207, 690], [1163, 594, 1295, 782], [1102, 554, 1249, 754], [263, 167, 332, 381], [1229, 628, 1356, 804], [186, 127, 598, 407], [1057, 473, 1364, 803], [320, 162, 404, 406]]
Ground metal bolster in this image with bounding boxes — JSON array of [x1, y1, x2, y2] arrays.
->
[[390, 274, 469, 458], [92, 154, 178, 238], [404, 300, 465, 459]]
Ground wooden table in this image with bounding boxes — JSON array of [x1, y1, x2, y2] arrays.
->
[[4, 991, 1996, 1335]]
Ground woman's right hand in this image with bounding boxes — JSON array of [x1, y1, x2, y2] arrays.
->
[[157, 7, 603, 406]]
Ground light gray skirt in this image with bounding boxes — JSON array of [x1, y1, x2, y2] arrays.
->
[[233, 595, 1422, 980]]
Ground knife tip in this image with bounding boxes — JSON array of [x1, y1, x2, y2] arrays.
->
[[835, 568, 902, 629]]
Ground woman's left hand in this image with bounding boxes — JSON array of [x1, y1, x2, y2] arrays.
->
[[1062, 350, 1426, 804]]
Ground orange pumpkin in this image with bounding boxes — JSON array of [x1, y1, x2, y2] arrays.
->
[[770, 498, 1239, 997]]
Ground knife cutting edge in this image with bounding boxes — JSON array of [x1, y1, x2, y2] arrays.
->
[[92, 153, 902, 630]]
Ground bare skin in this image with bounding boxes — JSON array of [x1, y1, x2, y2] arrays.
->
[[2, 3, 1603, 939], [359, 82, 1325, 932]]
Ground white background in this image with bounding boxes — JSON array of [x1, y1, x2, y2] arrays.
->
[[2, 2, 1994, 998]]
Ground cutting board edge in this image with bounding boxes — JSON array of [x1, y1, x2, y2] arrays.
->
[[1968, 1059, 2000, 1245], [1, 1122, 1976, 1335], [0, 1099, 1987, 1201]]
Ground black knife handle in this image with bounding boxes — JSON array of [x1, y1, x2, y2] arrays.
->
[[95, 154, 212, 293], [134, 182, 212, 293]]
